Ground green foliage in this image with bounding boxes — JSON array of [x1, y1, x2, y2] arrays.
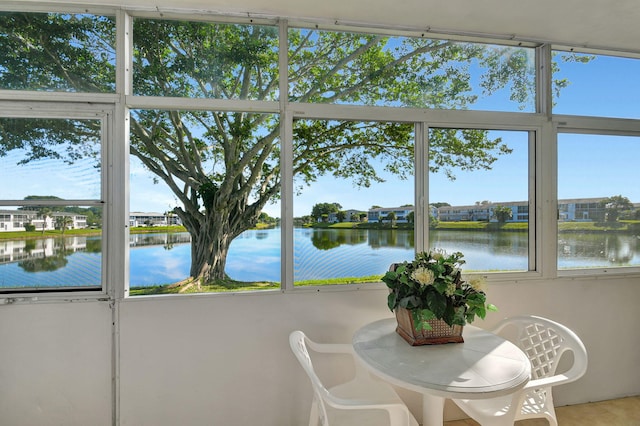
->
[[0, 12, 115, 92], [382, 250, 496, 329], [407, 211, 415, 224], [600, 195, 633, 222], [311, 202, 342, 221], [492, 205, 513, 223]]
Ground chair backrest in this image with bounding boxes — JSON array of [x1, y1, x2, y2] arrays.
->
[[493, 315, 588, 383], [289, 330, 332, 425]]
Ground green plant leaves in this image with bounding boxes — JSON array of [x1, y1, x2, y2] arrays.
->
[[426, 289, 447, 318], [387, 292, 397, 311]]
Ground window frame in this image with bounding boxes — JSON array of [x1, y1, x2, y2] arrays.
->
[[287, 104, 547, 286], [0, 101, 115, 299], [555, 115, 640, 277], [1, 7, 639, 301]]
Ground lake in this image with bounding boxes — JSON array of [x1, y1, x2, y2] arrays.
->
[[0, 228, 638, 289]]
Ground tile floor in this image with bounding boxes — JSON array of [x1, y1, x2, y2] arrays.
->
[[443, 396, 640, 426]]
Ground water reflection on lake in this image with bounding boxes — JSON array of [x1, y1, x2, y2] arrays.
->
[[0, 228, 638, 289], [0, 236, 102, 288]]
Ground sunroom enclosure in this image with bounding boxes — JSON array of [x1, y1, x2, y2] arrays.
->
[[0, 4, 639, 426]]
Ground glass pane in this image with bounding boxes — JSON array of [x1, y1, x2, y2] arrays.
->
[[552, 51, 640, 119], [293, 119, 415, 286], [129, 110, 281, 295], [288, 28, 535, 112], [558, 134, 640, 270], [0, 12, 115, 92], [133, 19, 279, 99], [0, 118, 101, 200], [0, 205, 102, 291], [429, 129, 530, 272]]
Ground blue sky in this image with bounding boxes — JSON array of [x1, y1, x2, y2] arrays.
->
[[129, 51, 640, 217]]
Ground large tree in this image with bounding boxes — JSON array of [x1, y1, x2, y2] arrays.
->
[[311, 202, 342, 222], [0, 13, 576, 285], [492, 205, 513, 223], [599, 195, 634, 222]]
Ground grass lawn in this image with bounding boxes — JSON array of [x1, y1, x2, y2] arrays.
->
[[130, 275, 382, 296]]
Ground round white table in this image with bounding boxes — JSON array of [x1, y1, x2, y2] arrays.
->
[[352, 318, 531, 426]]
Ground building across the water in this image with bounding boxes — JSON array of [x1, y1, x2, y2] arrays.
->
[[437, 197, 628, 222], [0, 210, 88, 232], [129, 212, 182, 227], [330, 197, 634, 225]]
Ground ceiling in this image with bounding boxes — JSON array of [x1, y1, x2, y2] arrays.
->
[[23, 0, 640, 54]]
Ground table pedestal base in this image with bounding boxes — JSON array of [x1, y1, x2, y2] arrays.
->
[[422, 394, 445, 426]]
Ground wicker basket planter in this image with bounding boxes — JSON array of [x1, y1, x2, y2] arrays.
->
[[394, 307, 464, 346]]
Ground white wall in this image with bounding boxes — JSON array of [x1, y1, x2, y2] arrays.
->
[[1, 275, 639, 425], [0, 301, 113, 426]]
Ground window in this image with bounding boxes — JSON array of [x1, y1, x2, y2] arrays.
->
[[2, 9, 638, 297], [133, 19, 279, 100], [429, 128, 533, 272], [552, 51, 640, 119], [288, 27, 536, 111], [557, 133, 640, 270], [0, 112, 106, 292], [128, 109, 281, 295], [292, 119, 415, 286], [0, 12, 115, 92]]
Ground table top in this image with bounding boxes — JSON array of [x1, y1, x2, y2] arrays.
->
[[352, 318, 531, 399]]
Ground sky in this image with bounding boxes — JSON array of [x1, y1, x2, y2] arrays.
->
[[5, 51, 639, 218]]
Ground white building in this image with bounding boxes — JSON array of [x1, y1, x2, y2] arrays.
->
[[368, 206, 414, 223], [0, 210, 88, 232], [437, 201, 529, 222], [129, 212, 181, 227], [437, 197, 618, 223]]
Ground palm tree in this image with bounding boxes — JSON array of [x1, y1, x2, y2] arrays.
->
[[386, 211, 397, 227], [38, 208, 51, 235], [55, 216, 74, 234]]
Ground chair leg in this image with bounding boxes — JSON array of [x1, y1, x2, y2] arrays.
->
[[545, 412, 558, 426], [308, 398, 319, 426], [542, 391, 558, 426]]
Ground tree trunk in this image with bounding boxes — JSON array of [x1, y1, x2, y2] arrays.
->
[[186, 210, 237, 284]]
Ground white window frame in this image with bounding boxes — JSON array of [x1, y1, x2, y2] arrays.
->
[[0, 100, 117, 301], [554, 115, 640, 277], [1, 6, 639, 301]]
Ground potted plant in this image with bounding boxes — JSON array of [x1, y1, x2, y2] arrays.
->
[[381, 249, 497, 345]]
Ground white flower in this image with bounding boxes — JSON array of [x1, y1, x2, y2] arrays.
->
[[466, 276, 487, 292], [411, 267, 435, 285], [445, 281, 457, 296]]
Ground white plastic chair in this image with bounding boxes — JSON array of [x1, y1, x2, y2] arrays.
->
[[452, 315, 588, 426], [289, 330, 419, 426]]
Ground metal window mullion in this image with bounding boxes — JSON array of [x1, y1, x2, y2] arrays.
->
[[536, 45, 556, 277], [529, 130, 538, 273], [110, 10, 133, 426], [538, 120, 557, 278], [414, 122, 428, 253], [108, 9, 132, 301], [536, 44, 552, 117], [279, 19, 294, 291]]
